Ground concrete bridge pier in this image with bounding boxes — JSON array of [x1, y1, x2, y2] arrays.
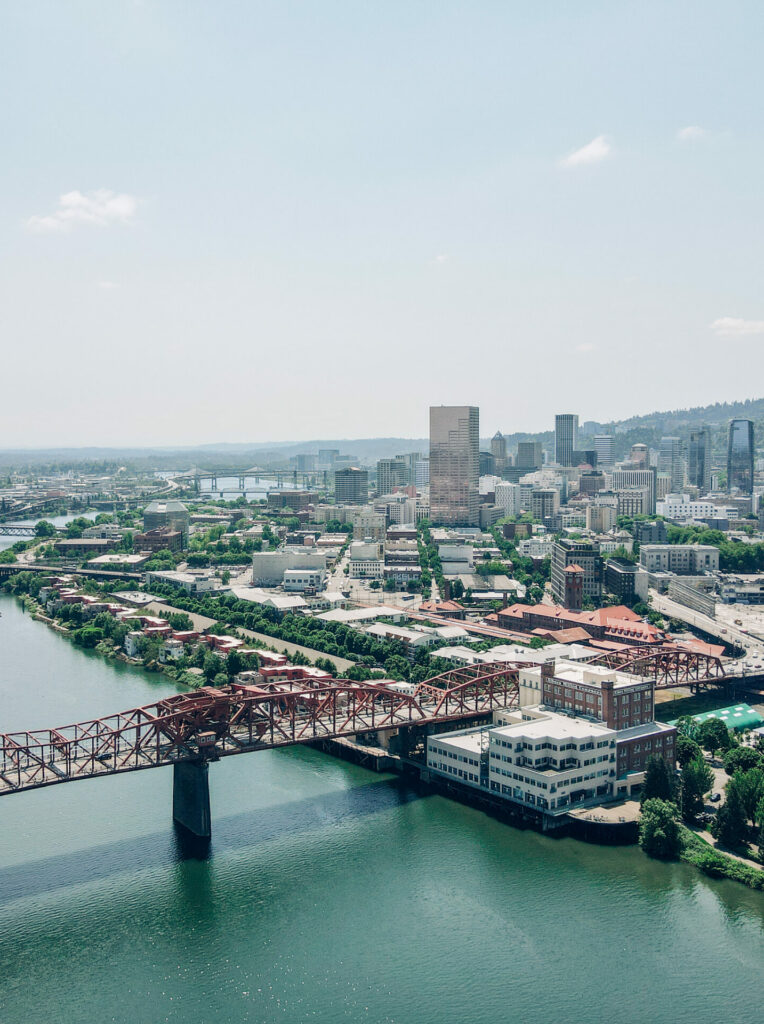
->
[[172, 761, 211, 838]]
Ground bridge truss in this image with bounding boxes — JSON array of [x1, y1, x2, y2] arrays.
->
[[588, 647, 726, 689], [0, 663, 521, 796]]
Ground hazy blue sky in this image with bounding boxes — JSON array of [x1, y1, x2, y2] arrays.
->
[[2, 1, 763, 447]]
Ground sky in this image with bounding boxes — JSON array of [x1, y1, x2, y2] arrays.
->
[[1, 1, 763, 448]]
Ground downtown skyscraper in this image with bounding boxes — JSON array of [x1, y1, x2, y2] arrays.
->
[[429, 405, 479, 526], [554, 414, 579, 467], [688, 427, 712, 492], [727, 419, 754, 493]]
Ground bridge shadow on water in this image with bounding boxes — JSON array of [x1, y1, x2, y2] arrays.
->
[[0, 777, 425, 908]]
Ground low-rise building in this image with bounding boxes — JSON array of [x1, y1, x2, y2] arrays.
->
[[282, 568, 325, 592], [55, 537, 118, 556], [252, 549, 327, 586], [134, 527, 184, 553], [639, 544, 719, 574], [267, 490, 319, 511], [145, 570, 215, 594], [348, 539, 384, 578]]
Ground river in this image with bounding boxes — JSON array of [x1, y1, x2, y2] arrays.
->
[[0, 593, 763, 1024]]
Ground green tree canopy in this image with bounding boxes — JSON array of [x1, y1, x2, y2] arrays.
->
[[676, 734, 703, 768], [641, 754, 675, 804], [723, 746, 764, 776], [680, 756, 713, 823], [711, 777, 748, 848], [697, 718, 734, 758], [639, 799, 681, 859]]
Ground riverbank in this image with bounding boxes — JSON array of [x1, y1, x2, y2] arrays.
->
[[6, 590, 764, 893]]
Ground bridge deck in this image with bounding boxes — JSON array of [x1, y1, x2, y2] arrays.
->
[[0, 665, 521, 796]]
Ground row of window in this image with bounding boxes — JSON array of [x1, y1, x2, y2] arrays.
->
[[429, 747, 481, 767], [427, 761, 480, 784]]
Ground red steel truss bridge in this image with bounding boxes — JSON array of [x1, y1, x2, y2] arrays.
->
[[0, 663, 523, 836], [588, 647, 726, 690]]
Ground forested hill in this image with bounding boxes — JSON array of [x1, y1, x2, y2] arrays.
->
[[583, 397, 764, 435]]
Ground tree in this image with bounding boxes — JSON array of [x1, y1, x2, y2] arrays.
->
[[736, 768, 764, 824], [203, 651, 222, 682], [680, 756, 713, 822], [35, 520, 56, 538], [697, 718, 733, 758], [711, 776, 748, 848], [165, 612, 191, 632], [213, 671, 229, 687], [639, 799, 681, 859], [225, 649, 243, 678], [723, 746, 763, 776], [384, 654, 410, 681], [641, 754, 675, 803], [674, 715, 699, 739], [676, 734, 703, 768], [72, 626, 104, 649]]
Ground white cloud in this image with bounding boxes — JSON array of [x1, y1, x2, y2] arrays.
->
[[677, 125, 709, 142], [26, 190, 139, 233], [576, 342, 596, 353], [432, 253, 448, 264], [710, 317, 764, 336], [560, 135, 611, 168], [97, 280, 119, 290]]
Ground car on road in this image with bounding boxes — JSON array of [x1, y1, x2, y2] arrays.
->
[[710, 792, 721, 803]]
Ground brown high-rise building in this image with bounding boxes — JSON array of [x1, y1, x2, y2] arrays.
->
[[429, 405, 479, 526]]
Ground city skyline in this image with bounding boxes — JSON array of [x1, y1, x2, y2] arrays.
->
[[2, 3, 764, 446]]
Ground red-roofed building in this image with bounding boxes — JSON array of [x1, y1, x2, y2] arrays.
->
[[419, 599, 466, 620], [497, 602, 663, 645]]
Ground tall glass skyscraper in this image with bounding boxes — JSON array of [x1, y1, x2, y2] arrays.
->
[[429, 406, 479, 526], [688, 427, 711, 492], [727, 419, 754, 493], [658, 436, 685, 493], [554, 414, 579, 467]]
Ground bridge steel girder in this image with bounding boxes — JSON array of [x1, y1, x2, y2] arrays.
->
[[587, 647, 726, 690], [0, 663, 524, 797]]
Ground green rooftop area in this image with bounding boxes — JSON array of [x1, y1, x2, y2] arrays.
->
[[669, 703, 764, 732]]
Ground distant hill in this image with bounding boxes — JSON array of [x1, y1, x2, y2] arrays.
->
[[0, 398, 761, 471]]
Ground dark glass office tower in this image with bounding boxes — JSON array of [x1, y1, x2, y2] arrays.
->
[[727, 419, 754, 493], [688, 427, 711, 492]]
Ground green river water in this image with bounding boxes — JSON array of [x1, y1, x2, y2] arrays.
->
[[0, 593, 762, 1024]]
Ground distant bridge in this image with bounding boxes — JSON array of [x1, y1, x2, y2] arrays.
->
[[173, 468, 330, 491], [0, 663, 521, 837], [0, 525, 39, 538]]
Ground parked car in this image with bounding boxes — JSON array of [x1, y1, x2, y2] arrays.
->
[[710, 792, 721, 803]]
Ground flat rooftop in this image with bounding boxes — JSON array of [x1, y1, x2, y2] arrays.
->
[[428, 728, 487, 756], [549, 660, 647, 690], [492, 712, 614, 743]]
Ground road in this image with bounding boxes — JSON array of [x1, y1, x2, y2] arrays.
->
[[650, 589, 764, 657]]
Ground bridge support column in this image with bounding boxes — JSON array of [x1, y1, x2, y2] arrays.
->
[[173, 761, 211, 838]]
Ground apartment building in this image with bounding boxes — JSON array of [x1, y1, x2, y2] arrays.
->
[[639, 544, 719, 574]]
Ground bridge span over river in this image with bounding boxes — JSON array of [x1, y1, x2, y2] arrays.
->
[[0, 648, 736, 839], [0, 664, 523, 837]]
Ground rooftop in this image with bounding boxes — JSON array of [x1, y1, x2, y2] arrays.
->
[[492, 710, 614, 742]]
